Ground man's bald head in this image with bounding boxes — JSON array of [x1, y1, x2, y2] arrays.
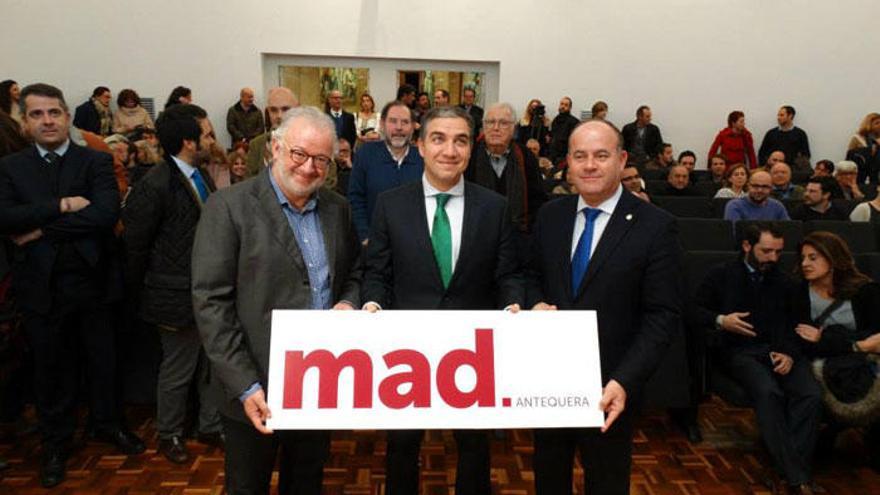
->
[[266, 87, 299, 130], [240, 87, 255, 109]]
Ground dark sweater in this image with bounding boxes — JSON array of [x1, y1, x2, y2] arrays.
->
[[758, 126, 811, 167]]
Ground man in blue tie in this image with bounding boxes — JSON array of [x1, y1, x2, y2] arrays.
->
[[122, 103, 224, 465], [527, 119, 682, 494]]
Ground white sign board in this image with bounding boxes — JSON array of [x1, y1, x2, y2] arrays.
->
[[265, 310, 604, 430]]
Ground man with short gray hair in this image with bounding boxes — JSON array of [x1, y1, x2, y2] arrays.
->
[[193, 106, 361, 494], [834, 160, 865, 201], [465, 102, 547, 233]]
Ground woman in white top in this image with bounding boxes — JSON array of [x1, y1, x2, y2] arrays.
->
[[354, 93, 379, 146], [850, 185, 880, 222], [714, 162, 749, 199]]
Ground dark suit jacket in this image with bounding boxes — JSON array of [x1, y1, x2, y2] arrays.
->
[[526, 190, 682, 395], [459, 104, 484, 138], [328, 110, 357, 149], [0, 143, 120, 314], [621, 121, 663, 163], [73, 99, 102, 135], [123, 159, 216, 328], [192, 170, 362, 423], [691, 259, 800, 357], [362, 180, 522, 310]]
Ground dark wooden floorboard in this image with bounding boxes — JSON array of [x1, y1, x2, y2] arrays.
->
[[1, 396, 878, 494]]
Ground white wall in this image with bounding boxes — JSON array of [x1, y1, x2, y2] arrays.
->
[[2, 0, 875, 167]]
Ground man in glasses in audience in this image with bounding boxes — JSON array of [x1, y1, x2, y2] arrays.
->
[[193, 106, 361, 495], [621, 165, 650, 202], [466, 102, 547, 234], [724, 169, 791, 221]]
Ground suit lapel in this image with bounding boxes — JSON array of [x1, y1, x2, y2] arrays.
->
[[575, 191, 640, 297], [56, 143, 83, 195], [558, 196, 579, 301], [167, 160, 204, 209], [448, 183, 479, 289], [254, 172, 307, 274], [317, 189, 338, 288]]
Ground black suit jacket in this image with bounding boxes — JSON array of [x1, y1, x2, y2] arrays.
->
[[73, 99, 101, 135], [328, 110, 357, 149], [526, 190, 682, 395], [621, 121, 663, 163], [192, 170, 362, 423], [0, 143, 120, 314], [459, 104, 484, 137], [363, 180, 523, 310]]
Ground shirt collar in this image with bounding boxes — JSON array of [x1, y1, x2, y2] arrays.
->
[[267, 166, 318, 212], [485, 147, 510, 160], [576, 184, 623, 217], [422, 174, 465, 198], [171, 155, 197, 178], [35, 139, 70, 159], [385, 143, 410, 166]]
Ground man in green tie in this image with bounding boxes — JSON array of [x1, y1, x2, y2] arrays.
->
[[362, 106, 524, 494]]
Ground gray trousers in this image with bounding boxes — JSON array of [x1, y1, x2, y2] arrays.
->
[[156, 326, 220, 439]]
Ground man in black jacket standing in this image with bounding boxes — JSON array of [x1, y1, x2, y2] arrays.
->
[[0, 83, 143, 488], [621, 105, 663, 166], [548, 96, 580, 164], [692, 223, 821, 494], [123, 104, 222, 464]]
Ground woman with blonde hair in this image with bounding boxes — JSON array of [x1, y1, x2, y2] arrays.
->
[[355, 93, 379, 145], [847, 112, 880, 151]]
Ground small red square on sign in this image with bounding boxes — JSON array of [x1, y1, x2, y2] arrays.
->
[[502, 397, 511, 407]]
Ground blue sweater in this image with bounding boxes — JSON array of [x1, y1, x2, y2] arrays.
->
[[348, 141, 424, 240], [723, 197, 790, 221]]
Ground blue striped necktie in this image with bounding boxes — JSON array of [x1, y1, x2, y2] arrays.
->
[[571, 208, 602, 294]]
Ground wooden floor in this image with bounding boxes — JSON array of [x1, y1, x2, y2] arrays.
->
[[1, 396, 878, 494]]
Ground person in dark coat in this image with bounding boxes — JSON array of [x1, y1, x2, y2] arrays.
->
[[73, 86, 113, 136]]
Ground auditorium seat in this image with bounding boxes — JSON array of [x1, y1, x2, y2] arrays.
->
[[856, 253, 880, 281], [693, 180, 721, 197], [734, 220, 804, 251], [652, 196, 713, 218], [782, 199, 803, 216], [677, 218, 735, 251], [645, 179, 669, 196], [640, 168, 667, 181], [859, 183, 879, 200], [711, 197, 732, 218], [791, 170, 812, 185], [805, 220, 878, 253]]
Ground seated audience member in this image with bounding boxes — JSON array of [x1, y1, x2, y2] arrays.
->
[[204, 144, 231, 189], [128, 139, 162, 186], [770, 162, 804, 201], [812, 159, 834, 178], [764, 150, 786, 170], [247, 87, 299, 177], [355, 93, 380, 146], [73, 86, 113, 136], [662, 164, 699, 196], [591, 100, 608, 120], [228, 150, 247, 184], [516, 98, 550, 156], [847, 112, 880, 152], [550, 167, 575, 196], [833, 161, 865, 201], [645, 142, 675, 170], [709, 111, 758, 168], [226, 87, 264, 146], [621, 165, 650, 202], [693, 223, 821, 495], [678, 150, 697, 172], [113, 88, 154, 134], [846, 136, 880, 185], [724, 169, 790, 221], [715, 163, 749, 199], [0, 80, 22, 124], [349, 100, 423, 242], [526, 138, 541, 158], [622, 104, 663, 166], [104, 134, 134, 169], [790, 177, 848, 221], [759, 106, 811, 171], [334, 137, 353, 196], [707, 154, 728, 184], [793, 231, 880, 472], [123, 103, 222, 465], [0, 111, 28, 155], [163, 86, 192, 109], [849, 185, 880, 222]]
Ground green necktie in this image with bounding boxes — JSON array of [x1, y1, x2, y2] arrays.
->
[[431, 193, 452, 288]]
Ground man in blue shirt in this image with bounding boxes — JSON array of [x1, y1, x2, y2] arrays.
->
[[348, 100, 423, 242], [724, 170, 790, 222]]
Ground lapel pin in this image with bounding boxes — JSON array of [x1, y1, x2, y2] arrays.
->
[[626, 214, 633, 221]]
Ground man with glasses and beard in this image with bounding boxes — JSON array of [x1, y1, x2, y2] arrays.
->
[[348, 100, 423, 242], [123, 104, 223, 464], [692, 223, 821, 494]]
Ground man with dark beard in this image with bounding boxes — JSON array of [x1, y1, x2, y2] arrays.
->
[[348, 100, 424, 242], [692, 223, 821, 494], [122, 104, 223, 464]]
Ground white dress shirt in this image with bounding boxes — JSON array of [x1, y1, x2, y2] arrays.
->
[[423, 174, 465, 272], [570, 185, 624, 259], [35, 139, 70, 161]]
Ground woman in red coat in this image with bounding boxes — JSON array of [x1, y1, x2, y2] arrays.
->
[[708, 111, 758, 168]]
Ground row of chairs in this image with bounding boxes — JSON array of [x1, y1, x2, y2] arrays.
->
[[676, 218, 880, 253], [644, 178, 879, 200], [651, 195, 860, 219]]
